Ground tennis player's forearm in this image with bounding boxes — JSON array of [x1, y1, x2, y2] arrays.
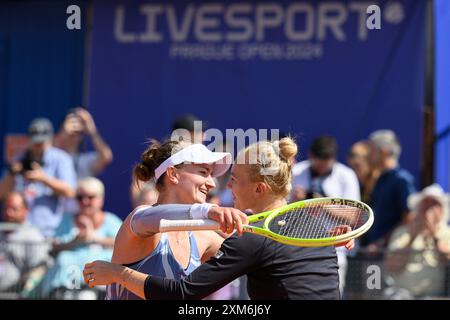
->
[[143, 272, 231, 300], [116, 267, 147, 300], [144, 233, 259, 300], [144, 241, 248, 299], [130, 203, 213, 237], [144, 276, 189, 300]]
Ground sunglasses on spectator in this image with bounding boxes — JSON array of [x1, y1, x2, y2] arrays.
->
[[4, 205, 26, 213], [76, 194, 98, 201]]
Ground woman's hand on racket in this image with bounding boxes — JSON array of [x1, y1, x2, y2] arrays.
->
[[330, 225, 355, 250], [208, 207, 248, 236], [83, 260, 124, 287], [336, 239, 355, 250]]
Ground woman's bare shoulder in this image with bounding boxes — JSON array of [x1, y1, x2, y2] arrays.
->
[[112, 206, 160, 264]]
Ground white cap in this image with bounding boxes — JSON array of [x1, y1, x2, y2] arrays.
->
[[154, 144, 232, 182], [408, 184, 450, 224]]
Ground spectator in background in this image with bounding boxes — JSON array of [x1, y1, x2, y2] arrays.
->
[[171, 113, 205, 144], [131, 181, 158, 208], [0, 118, 76, 237], [291, 136, 360, 201], [347, 140, 379, 203], [54, 107, 113, 179], [362, 130, 416, 252], [290, 135, 360, 296], [0, 192, 49, 291], [384, 184, 450, 298], [39, 177, 121, 298]]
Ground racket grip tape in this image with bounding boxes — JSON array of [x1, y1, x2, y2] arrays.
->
[[159, 219, 220, 232]]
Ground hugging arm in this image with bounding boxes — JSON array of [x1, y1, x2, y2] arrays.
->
[[84, 234, 263, 299], [130, 203, 214, 237]]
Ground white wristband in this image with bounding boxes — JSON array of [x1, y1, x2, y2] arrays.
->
[[190, 203, 217, 219]]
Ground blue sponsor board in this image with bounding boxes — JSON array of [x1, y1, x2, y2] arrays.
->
[[89, 0, 425, 217]]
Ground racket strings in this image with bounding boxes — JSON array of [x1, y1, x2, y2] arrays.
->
[[268, 203, 369, 239]]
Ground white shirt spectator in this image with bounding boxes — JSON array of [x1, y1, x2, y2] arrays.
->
[[73, 151, 99, 179], [292, 160, 361, 200]]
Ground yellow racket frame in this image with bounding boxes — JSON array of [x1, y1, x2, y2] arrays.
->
[[243, 197, 374, 247]]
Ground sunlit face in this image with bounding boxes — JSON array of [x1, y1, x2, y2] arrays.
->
[[63, 115, 84, 144], [2, 193, 28, 223], [64, 115, 84, 135], [418, 197, 443, 225], [76, 187, 104, 216], [226, 164, 257, 211], [173, 164, 216, 204]]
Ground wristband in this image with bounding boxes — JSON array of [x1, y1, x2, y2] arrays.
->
[[190, 203, 217, 219]]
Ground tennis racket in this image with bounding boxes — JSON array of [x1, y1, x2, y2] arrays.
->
[[159, 197, 374, 247]]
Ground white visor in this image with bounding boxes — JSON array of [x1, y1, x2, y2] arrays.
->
[[154, 144, 232, 182]]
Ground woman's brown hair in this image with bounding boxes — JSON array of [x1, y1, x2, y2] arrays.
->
[[133, 139, 191, 190]]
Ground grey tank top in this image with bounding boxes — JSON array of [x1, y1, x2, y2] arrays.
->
[[106, 231, 201, 300]]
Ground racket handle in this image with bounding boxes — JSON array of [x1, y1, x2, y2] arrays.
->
[[159, 219, 220, 232]]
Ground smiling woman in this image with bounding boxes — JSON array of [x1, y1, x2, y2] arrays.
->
[[85, 137, 350, 300], [103, 139, 248, 300]]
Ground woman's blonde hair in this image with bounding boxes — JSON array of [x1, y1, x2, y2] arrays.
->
[[237, 137, 298, 198], [77, 177, 105, 197]]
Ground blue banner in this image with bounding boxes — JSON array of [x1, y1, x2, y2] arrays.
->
[[435, 0, 450, 192], [89, 0, 426, 218], [0, 1, 86, 169]]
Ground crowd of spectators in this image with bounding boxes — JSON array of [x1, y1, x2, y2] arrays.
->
[[0, 110, 449, 300], [0, 109, 118, 299]]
